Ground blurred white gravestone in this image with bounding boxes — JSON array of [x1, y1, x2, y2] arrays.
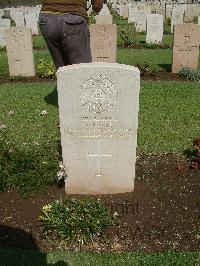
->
[[99, 4, 110, 16], [90, 24, 117, 63], [6, 27, 35, 76], [146, 14, 163, 44], [171, 5, 186, 33], [135, 10, 148, 32], [128, 7, 138, 23], [25, 13, 39, 35], [0, 18, 11, 47], [14, 12, 25, 27], [57, 63, 140, 194]]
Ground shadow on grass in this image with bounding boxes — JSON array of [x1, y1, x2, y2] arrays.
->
[[0, 225, 68, 266], [44, 85, 58, 107], [157, 64, 172, 72]]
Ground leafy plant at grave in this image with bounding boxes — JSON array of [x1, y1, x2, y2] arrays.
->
[[37, 58, 56, 79], [166, 17, 171, 26], [0, 46, 6, 53], [39, 198, 117, 246], [107, 1, 120, 21], [184, 138, 200, 169], [88, 11, 96, 25], [11, 19, 16, 27], [118, 23, 136, 46], [9, 75, 28, 82], [178, 67, 200, 81], [136, 63, 155, 76], [0, 130, 59, 196], [144, 42, 160, 49]]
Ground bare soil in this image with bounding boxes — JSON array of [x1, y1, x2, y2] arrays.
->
[[0, 154, 199, 252]]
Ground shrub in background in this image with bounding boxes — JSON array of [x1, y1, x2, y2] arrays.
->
[[37, 58, 56, 79], [179, 67, 200, 81]]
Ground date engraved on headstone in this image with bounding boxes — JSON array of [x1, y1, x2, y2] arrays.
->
[[81, 74, 117, 114]]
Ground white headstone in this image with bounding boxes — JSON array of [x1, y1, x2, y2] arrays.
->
[[14, 12, 25, 27], [6, 27, 35, 77], [198, 15, 200, 25], [99, 4, 110, 16], [25, 13, 39, 35], [166, 4, 173, 19], [146, 14, 163, 44], [135, 10, 148, 32], [171, 5, 186, 33], [57, 63, 140, 194], [128, 7, 138, 23], [0, 18, 11, 47]]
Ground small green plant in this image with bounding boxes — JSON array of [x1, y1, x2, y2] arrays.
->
[[166, 17, 171, 26], [0, 46, 6, 52], [184, 138, 200, 169], [9, 75, 28, 82], [37, 58, 56, 79], [118, 23, 136, 46], [88, 11, 96, 25], [144, 42, 160, 49], [136, 63, 155, 76], [179, 67, 200, 81], [39, 198, 116, 245], [107, 1, 120, 21]]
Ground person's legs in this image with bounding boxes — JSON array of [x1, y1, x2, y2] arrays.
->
[[38, 13, 66, 69], [60, 14, 92, 65]]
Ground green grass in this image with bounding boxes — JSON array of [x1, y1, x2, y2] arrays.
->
[[0, 48, 173, 77], [33, 35, 47, 49], [0, 250, 199, 266], [117, 48, 172, 71], [1, 81, 200, 155]]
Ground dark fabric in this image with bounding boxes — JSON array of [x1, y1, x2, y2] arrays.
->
[[39, 13, 92, 69], [41, 0, 88, 19]]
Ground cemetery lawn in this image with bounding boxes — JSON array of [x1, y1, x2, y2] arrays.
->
[[0, 80, 200, 253], [0, 250, 200, 265]]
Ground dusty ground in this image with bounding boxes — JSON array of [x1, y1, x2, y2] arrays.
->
[[0, 154, 199, 252]]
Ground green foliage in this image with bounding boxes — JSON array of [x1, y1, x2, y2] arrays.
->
[[11, 19, 16, 27], [183, 138, 200, 169], [0, 130, 59, 196], [179, 67, 200, 81], [9, 75, 28, 82], [136, 63, 155, 76], [37, 58, 56, 79], [118, 23, 136, 46], [88, 11, 96, 25], [0, 46, 6, 53], [107, 1, 120, 21], [39, 198, 116, 245]]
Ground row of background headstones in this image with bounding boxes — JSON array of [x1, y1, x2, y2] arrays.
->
[[1, 2, 200, 77], [0, 2, 200, 40]]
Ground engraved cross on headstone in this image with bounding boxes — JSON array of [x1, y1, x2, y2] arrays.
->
[[87, 141, 111, 177]]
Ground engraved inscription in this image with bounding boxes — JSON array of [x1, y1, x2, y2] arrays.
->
[[80, 74, 117, 114], [63, 128, 134, 138], [81, 116, 118, 129]]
